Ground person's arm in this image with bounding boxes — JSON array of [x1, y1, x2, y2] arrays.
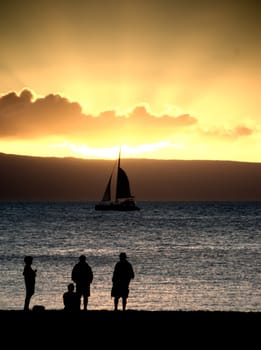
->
[[90, 267, 93, 283], [130, 264, 135, 279], [71, 266, 77, 283]]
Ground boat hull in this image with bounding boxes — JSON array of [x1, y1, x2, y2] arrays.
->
[[95, 202, 140, 211]]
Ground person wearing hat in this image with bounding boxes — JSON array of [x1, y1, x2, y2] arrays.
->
[[111, 252, 135, 311], [71, 255, 93, 310]]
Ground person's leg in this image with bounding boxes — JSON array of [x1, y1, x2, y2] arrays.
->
[[114, 297, 119, 311], [24, 289, 33, 310], [122, 297, 127, 311], [24, 295, 30, 310], [75, 286, 80, 308], [83, 295, 88, 310]]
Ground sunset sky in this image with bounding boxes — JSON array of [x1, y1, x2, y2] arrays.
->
[[1, 0, 260, 162]]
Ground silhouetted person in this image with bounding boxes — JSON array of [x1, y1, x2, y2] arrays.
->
[[111, 252, 135, 311], [71, 255, 93, 310], [23, 255, 37, 311], [63, 283, 80, 311]]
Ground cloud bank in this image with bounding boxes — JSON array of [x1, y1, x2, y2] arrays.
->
[[0, 89, 253, 148]]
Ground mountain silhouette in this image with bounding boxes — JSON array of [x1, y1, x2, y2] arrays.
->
[[0, 153, 260, 201]]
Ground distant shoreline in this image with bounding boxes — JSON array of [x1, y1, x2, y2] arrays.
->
[[1, 152, 260, 201]]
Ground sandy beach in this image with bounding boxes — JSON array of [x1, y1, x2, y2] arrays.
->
[[1, 309, 259, 346]]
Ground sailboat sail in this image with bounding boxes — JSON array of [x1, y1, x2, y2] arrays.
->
[[116, 167, 132, 199], [102, 174, 112, 201], [95, 150, 140, 211]]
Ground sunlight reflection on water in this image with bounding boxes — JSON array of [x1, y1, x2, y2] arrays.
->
[[0, 201, 260, 311]]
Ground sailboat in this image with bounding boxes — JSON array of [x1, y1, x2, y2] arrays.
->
[[95, 150, 140, 211]]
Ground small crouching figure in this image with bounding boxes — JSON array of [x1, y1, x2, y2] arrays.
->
[[63, 283, 80, 312]]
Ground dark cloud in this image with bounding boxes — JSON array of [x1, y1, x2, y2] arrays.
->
[[0, 90, 197, 143], [0, 89, 254, 150], [129, 106, 196, 128], [0, 89, 82, 137]]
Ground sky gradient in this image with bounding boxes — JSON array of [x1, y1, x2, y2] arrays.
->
[[1, 0, 260, 161]]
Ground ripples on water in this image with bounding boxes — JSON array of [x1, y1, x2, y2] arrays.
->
[[0, 201, 260, 311]]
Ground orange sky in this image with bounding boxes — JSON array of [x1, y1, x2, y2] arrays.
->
[[1, 0, 260, 162]]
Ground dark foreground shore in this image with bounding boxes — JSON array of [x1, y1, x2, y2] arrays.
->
[[1, 309, 260, 346]]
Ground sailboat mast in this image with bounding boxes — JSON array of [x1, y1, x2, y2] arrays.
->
[[118, 148, 121, 169], [115, 148, 121, 202]]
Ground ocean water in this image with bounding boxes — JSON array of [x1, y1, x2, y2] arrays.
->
[[0, 201, 260, 311]]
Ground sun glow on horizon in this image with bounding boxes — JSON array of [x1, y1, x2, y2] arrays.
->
[[1, 1, 260, 164], [49, 141, 178, 159], [0, 138, 179, 160], [0, 136, 260, 163]]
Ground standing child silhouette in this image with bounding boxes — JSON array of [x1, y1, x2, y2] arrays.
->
[[23, 255, 37, 311]]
